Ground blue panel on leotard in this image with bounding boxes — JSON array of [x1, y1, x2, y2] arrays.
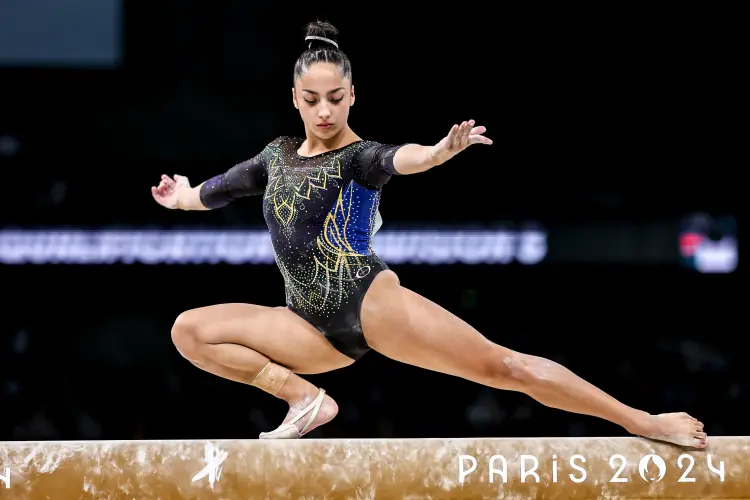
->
[[323, 180, 381, 255]]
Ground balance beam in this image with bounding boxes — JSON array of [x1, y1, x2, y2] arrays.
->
[[0, 436, 747, 499]]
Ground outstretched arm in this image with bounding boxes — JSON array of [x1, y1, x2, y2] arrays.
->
[[392, 120, 492, 175]]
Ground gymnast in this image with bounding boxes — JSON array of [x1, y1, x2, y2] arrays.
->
[[152, 20, 706, 448]]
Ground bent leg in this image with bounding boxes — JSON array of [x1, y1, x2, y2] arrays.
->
[[361, 272, 707, 448], [172, 303, 354, 437], [172, 303, 354, 375]]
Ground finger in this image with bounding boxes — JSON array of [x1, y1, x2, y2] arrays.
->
[[453, 122, 466, 147], [464, 120, 475, 136], [460, 120, 474, 147], [161, 174, 175, 186], [457, 123, 467, 147], [447, 124, 459, 143], [469, 135, 493, 145], [152, 187, 167, 204], [470, 125, 486, 135]]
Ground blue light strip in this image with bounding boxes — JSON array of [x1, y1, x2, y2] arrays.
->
[[0, 228, 547, 265]]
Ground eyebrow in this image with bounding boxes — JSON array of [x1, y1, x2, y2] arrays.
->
[[301, 87, 345, 94]]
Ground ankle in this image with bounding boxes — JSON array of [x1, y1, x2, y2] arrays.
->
[[276, 377, 318, 405], [288, 389, 320, 410], [624, 410, 654, 435]]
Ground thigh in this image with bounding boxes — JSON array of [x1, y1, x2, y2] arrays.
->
[[176, 303, 355, 375], [360, 272, 516, 387]]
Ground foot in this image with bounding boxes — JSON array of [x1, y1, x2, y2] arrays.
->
[[282, 389, 339, 435], [636, 412, 707, 448], [259, 389, 338, 439]]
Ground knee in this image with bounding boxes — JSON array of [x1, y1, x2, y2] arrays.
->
[[484, 350, 557, 391], [171, 309, 208, 359]]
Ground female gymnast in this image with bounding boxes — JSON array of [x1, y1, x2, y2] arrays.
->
[[152, 20, 706, 447]]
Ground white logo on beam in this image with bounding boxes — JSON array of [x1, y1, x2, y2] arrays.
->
[[191, 442, 228, 489]]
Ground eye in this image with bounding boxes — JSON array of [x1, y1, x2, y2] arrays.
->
[[330, 96, 343, 103], [304, 99, 316, 104]]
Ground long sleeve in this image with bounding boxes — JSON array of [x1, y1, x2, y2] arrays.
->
[[198, 142, 273, 209]]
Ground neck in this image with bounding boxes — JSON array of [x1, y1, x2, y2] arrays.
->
[[300, 125, 360, 155]]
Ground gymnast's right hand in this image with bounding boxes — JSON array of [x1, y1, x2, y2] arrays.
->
[[151, 174, 190, 209]]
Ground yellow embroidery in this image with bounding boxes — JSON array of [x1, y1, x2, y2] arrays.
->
[[264, 150, 343, 227]]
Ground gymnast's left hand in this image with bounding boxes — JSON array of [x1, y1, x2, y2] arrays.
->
[[429, 120, 492, 166]]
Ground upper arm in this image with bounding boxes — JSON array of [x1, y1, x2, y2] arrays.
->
[[354, 143, 404, 189], [199, 138, 279, 209]]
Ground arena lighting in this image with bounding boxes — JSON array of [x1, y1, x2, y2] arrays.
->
[[678, 213, 738, 274], [0, 227, 547, 265]]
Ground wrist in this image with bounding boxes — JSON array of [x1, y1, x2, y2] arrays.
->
[[424, 145, 442, 169], [175, 186, 192, 210]]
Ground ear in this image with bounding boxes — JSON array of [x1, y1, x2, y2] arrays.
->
[[292, 87, 299, 109], [350, 84, 355, 107]]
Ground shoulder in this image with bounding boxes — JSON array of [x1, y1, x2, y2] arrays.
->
[[351, 139, 400, 166], [254, 135, 300, 151], [267, 136, 293, 149], [348, 139, 385, 160], [352, 139, 382, 151], [252, 136, 295, 162]]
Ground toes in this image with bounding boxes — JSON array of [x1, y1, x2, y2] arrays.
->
[[692, 431, 708, 448]]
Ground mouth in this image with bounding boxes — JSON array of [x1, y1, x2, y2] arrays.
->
[[317, 123, 333, 129]]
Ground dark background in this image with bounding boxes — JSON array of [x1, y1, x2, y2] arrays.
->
[[0, 2, 740, 442]]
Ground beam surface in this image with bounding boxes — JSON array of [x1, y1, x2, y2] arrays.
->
[[0, 436, 747, 499]]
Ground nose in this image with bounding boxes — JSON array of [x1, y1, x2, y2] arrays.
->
[[317, 104, 331, 120]]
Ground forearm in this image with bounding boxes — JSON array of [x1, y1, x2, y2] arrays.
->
[[392, 144, 439, 175], [176, 183, 211, 211]]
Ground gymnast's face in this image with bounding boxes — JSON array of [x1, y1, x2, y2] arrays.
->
[[292, 62, 355, 139]]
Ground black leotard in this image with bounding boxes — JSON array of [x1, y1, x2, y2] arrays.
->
[[199, 136, 404, 360]]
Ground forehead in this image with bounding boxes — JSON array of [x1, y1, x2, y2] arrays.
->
[[297, 62, 348, 90]]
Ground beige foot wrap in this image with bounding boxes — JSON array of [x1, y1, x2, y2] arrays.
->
[[250, 361, 290, 396], [259, 389, 326, 439]]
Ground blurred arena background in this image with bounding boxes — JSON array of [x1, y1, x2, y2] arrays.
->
[[0, 1, 739, 444]]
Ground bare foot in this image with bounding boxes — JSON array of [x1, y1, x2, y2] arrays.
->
[[638, 412, 707, 448], [259, 390, 338, 439]]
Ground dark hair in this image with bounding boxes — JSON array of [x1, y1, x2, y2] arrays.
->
[[293, 21, 352, 84]]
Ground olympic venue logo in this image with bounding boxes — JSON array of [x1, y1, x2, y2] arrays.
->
[[458, 453, 725, 484]]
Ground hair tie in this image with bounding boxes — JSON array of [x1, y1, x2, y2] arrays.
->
[[305, 36, 339, 49]]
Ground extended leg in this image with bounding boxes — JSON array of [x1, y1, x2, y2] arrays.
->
[[360, 272, 707, 448]]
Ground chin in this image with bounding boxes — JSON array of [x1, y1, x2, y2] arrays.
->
[[314, 127, 338, 139]]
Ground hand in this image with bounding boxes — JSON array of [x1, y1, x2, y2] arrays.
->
[[151, 174, 191, 209], [429, 120, 492, 166]]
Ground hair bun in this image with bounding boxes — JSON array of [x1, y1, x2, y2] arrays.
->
[[304, 20, 340, 50]]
